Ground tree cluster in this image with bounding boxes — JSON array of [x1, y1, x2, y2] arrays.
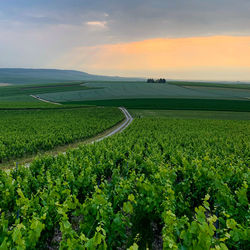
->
[[147, 78, 166, 83]]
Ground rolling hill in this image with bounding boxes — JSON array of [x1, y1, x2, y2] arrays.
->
[[0, 68, 144, 84]]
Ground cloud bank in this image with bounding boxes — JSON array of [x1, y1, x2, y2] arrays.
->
[[51, 36, 250, 81]]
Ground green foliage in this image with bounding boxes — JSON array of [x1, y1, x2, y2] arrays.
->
[[0, 118, 249, 249], [0, 107, 123, 163]]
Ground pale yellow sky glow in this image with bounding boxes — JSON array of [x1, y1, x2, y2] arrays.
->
[[86, 21, 107, 28], [52, 36, 250, 81]]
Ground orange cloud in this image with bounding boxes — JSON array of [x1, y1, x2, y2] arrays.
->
[[52, 36, 250, 80]]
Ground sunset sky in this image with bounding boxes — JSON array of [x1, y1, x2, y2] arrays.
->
[[1, 0, 250, 81]]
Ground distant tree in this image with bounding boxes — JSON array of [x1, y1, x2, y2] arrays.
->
[[147, 78, 166, 83], [155, 78, 166, 83], [147, 78, 155, 83]]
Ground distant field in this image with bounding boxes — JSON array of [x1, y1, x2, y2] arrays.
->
[[130, 109, 250, 120], [63, 98, 250, 112], [1, 81, 250, 112], [0, 82, 95, 98], [168, 81, 250, 90], [0, 95, 55, 109], [0, 82, 98, 108], [38, 81, 250, 103]]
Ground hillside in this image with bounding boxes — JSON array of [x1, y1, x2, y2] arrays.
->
[[0, 68, 144, 84]]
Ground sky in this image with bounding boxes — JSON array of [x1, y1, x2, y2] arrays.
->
[[0, 0, 250, 81]]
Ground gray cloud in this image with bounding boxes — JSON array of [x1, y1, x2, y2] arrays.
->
[[1, 0, 250, 36], [0, 0, 250, 68]]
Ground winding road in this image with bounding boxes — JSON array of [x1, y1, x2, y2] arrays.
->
[[95, 107, 133, 142], [30, 94, 133, 142]]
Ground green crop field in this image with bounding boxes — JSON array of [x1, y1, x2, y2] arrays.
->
[[168, 81, 250, 90], [63, 98, 250, 112], [1, 81, 250, 112], [0, 118, 249, 249], [0, 82, 92, 99], [0, 82, 99, 108], [38, 81, 250, 103], [0, 107, 123, 164], [129, 109, 250, 120]]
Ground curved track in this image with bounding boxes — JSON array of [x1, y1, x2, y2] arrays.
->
[[31, 94, 133, 141], [95, 107, 133, 142]]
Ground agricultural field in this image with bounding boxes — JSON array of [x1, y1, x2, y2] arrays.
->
[[38, 81, 250, 103], [1, 81, 250, 112], [63, 98, 250, 112], [0, 107, 124, 164], [0, 118, 249, 249], [0, 82, 98, 108], [129, 109, 250, 120], [168, 81, 250, 90], [0, 82, 92, 99]]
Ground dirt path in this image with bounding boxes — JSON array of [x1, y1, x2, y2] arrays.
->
[[3, 106, 133, 172], [95, 107, 133, 142], [30, 94, 62, 105]]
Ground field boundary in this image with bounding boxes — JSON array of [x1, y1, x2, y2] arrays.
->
[[30, 94, 62, 105], [63, 98, 250, 112], [0, 105, 95, 111]]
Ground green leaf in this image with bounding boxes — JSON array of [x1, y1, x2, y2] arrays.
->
[[123, 202, 133, 214], [226, 219, 237, 229], [128, 194, 135, 202], [128, 243, 139, 250]]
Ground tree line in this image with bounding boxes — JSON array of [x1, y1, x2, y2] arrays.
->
[[147, 78, 166, 83]]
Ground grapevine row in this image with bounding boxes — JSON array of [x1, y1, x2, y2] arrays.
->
[[0, 118, 249, 249]]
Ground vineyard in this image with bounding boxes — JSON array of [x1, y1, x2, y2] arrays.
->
[[0, 118, 249, 249], [0, 107, 124, 163]]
